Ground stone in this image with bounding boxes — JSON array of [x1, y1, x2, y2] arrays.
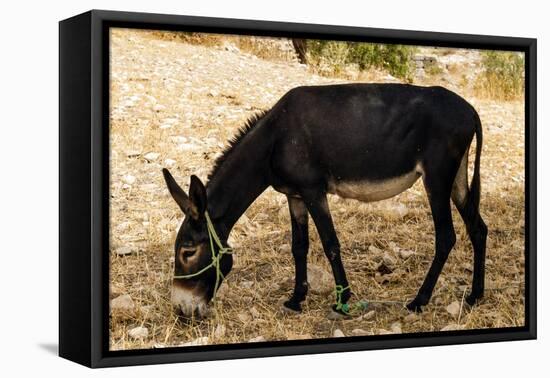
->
[[140, 305, 153, 314], [462, 263, 473, 272], [307, 265, 333, 294], [114, 246, 133, 256], [333, 329, 345, 338], [237, 312, 251, 323], [240, 280, 254, 289], [441, 324, 466, 331], [390, 322, 402, 333], [388, 241, 400, 253], [446, 301, 461, 317], [404, 313, 418, 323], [250, 306, 261, 319], [164, 158, 176, 167], [382, 252, 397, 267], [110, 294, 135, 316], [378, 329, 392, 335], [399, 249, 415, 259], [122, 175, 136, 185], [390, 203, 408, 218], [153, 104, 166, 112], [248, 336, 266, 343], [128, 326, 148, 339], [351, 328, 373, 336], [143, 152, 160, 162], [382, 74, 399, 82], [288, 333, 312, 340], [279, 243, 291, 253], [213, 324, 226, 338], [109, 284, 123, 298], [171, 136, 188, 143], [368, 245, 382, 254], [360, 310, 376, 321], [181, 337, 209, 347], [205, 137, 220, 147]]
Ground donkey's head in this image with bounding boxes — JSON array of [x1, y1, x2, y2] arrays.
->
[[162, 168, 233, 318]]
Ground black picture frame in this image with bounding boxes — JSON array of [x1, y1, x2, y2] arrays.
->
[[59, 9, 537, 368]]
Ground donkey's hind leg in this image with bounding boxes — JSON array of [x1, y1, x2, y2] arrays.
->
[[451, 153, 488, 305], [283, 196, 310, 312], [407, 162, 457, 312]]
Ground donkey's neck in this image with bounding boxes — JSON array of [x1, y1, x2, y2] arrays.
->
[[205, 117, 273, 239]]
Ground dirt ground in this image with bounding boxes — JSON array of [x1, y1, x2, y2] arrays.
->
[[108, 28, 525, 350]]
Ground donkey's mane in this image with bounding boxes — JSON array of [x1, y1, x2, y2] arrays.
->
[[207, 110, 268, 181]]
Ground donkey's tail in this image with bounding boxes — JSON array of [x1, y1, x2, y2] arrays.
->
[[469, 112, 483, 213]]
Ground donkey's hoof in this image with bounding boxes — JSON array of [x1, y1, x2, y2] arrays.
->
[[282, 300, 302, 314], [406, 300, 424, 313], [327, 309, 349, 320], [328, 304, 354, 320], [465, 293, 483, 306]]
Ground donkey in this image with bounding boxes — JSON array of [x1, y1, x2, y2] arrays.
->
[[163, 83, 488, 318]]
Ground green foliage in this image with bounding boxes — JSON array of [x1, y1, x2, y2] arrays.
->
[[425, 63, 444, 76], [305, 40, 350, 76], [475, 51, 525, 100], [305, 40, 416, 81]]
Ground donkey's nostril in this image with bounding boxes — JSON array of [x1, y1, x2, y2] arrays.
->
[[171, 283, 208, 318], [175, 304, 209, 320]]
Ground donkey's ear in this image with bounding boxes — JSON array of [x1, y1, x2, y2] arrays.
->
[[162, 169, 192, 215], [188, 175, 207, 220]]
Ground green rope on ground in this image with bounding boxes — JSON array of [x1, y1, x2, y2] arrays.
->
[[334, 285, 369, 315], [173, 211, 232, 298]]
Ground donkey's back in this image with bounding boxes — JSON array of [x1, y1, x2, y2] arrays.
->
[[270, 84, 479, 200]]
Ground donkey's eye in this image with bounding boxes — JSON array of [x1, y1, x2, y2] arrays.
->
[[180, 246, 197, 257]]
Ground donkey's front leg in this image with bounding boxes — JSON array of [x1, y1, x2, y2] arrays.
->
[[283, 196, 310, 312], [301, 190, 350, 313]]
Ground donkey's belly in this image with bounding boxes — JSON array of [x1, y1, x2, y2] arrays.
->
[[328, 168, 422, 203]]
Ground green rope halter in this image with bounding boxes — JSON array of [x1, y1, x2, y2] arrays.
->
[[334, 285, 369, 315], [173, 211, 232, 297]]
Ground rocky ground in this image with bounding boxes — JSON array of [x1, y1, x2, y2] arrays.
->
[[108, 28, 525, 350]]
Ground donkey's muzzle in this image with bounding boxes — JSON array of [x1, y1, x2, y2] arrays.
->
[[171, 281, 209, 318]]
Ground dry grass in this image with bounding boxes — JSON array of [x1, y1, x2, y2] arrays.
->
[[472, 51, 525, 101], [146, 29, 298, 62], [109, 29, 525, 351]]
